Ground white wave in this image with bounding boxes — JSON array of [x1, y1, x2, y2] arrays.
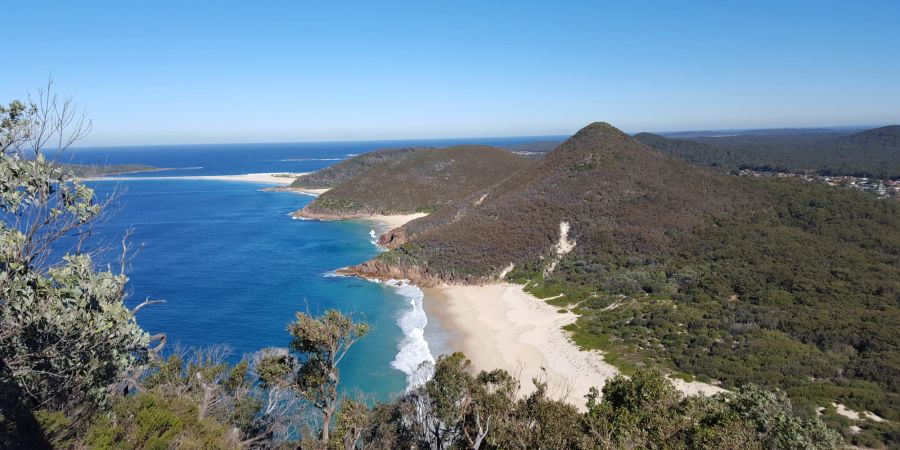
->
[[290, 191, 320, 198], [369, 229, 379, 247], [323, 270, 349, 278], [346, 153, 359, 157], [384, 279, 435, 389]]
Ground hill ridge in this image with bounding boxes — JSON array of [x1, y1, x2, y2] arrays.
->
[[295, 144, 531, 219]]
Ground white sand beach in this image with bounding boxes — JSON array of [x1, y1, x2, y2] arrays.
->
[[360, 213, 429, 230], [423, 283, 725, 409]]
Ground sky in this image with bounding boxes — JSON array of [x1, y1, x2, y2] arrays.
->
[[3, 0, 899, 146]]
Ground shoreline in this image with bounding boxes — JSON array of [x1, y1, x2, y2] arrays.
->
[[423, 284, 618, 407], [356, 213, 429, 231], [421, 283, 726, 409], [293, 210, 428, 232], [87, 172, 307, 185]]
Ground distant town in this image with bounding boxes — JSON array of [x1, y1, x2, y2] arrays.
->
[[738, 169, 900, 200]]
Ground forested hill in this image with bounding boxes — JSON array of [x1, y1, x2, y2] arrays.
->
[[290, 147, 426, 189], [633, 132, 742, 169], [349, 122, 900, 445], [636, 126, 900, 178], [365, 122, 760, 280], [295, 145, 531, 219]]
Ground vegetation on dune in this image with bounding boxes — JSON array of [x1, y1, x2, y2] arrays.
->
[[636, 126, 900, 178], [300, 145, 532, 217], [367, 122, 900, 446], [290, 147, 425, 189]]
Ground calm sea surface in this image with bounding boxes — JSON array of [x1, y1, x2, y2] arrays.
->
[[62, 137, 555, 400]]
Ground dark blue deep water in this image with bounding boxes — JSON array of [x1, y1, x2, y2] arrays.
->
[[66, 137, 556, 401]]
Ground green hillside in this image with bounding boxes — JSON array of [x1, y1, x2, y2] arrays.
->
[[290, 147, 426, 189], [296, 145, 532, 218], [350, 123, 900, 445]]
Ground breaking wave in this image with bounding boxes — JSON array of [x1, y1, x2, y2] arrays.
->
[[384, 279, 435, 389]]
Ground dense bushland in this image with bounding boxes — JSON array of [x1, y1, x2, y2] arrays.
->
[[299, 145, 531, 217], [636, 126, 900, 178], [291, 147, 425, 189], [364, 123, 900, 446]]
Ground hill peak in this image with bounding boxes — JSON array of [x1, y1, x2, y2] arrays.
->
[[572, 122, 630, 140], [544, 121, 649, 165]]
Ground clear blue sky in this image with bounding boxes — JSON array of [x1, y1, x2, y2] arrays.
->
[[3, 0, 899, 145]]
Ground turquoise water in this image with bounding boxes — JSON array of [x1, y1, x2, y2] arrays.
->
[[86, 179, 410, 399], [66, 138, 554, 401]]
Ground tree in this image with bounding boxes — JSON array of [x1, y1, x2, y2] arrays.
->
[[288, 309, 369, 444], [0, 84, 156, 445]]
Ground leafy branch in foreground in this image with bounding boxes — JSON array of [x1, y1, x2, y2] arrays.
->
[[0, 85, 158, 446]]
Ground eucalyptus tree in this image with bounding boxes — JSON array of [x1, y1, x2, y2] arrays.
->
[[0, 84, 157, 423], [288, 309, 369, 444]]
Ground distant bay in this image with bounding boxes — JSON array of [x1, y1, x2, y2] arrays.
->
[[65, 138, 551, 400]]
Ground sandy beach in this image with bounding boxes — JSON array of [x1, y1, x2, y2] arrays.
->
[[423, 283, 725, 409], [359, 213, 429, 231], [293, 211, 428, 232]]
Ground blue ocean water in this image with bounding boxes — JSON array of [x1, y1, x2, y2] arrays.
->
[[66, 137, 556, 401]]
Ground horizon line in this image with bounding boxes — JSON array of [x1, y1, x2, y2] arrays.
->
[[71, 122, 895, 149]]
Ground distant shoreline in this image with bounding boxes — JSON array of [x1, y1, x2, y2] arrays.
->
[[87, 172, 307, 185]]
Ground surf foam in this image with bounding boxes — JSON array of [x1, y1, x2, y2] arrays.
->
[[384, 279, 436, 389]]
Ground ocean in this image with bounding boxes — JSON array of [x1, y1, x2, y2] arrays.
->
[[63, 137, 552, 401]]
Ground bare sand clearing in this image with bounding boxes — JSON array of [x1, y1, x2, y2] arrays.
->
[[424, 283, 725, 409], [832, 403, 886, 423], [91, 172, 307, 185]]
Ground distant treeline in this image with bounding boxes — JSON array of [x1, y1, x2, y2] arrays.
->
[[635, 126, 900, 179]]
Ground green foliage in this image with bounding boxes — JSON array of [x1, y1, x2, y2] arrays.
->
[[288, 309, 369, 443], [83, 392, 237, 450], [0, 100, 37, 152], [0, 152, 150, 411], [583, 371, 842, 450]]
